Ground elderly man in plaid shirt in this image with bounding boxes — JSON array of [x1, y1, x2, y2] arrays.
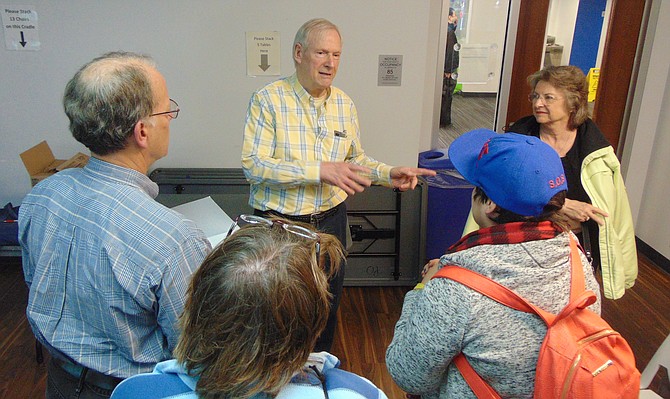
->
[[242, 18, 434, 352]]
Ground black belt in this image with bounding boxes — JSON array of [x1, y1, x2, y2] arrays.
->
[[262, 202, 343, 225], [52, 356, 123, 391]]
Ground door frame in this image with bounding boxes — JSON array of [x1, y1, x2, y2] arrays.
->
[[592, 0, 646, 152], [503, 0, 551, 131]]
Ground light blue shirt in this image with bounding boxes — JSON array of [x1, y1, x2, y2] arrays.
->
[[19, 157, 211, 378], [111, 353, 389, 399]]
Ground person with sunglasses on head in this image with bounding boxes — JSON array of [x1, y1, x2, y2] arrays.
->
[[498, 65, 636, 300], [19, 51, 211, 398], [242, 17, 435, 353], [112, 217, 388, 399], [386, 129, 601, 398]]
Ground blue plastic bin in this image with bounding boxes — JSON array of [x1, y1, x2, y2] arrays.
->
[[418, 149, 473, 260]]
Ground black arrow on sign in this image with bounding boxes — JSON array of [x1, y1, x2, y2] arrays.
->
[[19, 31, 27, 47], [258, 54, 270, 71]]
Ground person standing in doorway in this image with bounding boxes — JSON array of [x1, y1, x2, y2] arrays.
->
[[440, 7, 460, 127]]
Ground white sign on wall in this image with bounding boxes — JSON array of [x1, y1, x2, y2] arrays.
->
[[378, 55, 403, 86], [246, 31, 280, 76], [1, 5, 40, 51]]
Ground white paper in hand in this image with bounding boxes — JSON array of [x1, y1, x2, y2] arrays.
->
[[172, 196, 238, 247]]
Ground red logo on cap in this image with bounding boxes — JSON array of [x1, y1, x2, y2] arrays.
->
[[478, 140, 490, 160], [549, 174, 566, 188]]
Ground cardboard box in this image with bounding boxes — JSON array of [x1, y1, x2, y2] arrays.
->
[[20, 141, 89, 186]]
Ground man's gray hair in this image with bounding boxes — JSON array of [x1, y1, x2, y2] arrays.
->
[[63, 51, 157, 155], [293, 18, 341, 65]]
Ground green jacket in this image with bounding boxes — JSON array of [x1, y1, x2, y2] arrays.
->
[[580, 145, 637, 299]]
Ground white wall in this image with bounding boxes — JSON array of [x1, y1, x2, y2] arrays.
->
[[0, 0, 441, 205], [622, 0, 670, 259]]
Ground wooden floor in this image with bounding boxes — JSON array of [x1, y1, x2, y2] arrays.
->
[[1, 253, 669, 399], [0, 257, 48, 399], [438, 92, 497, 149]]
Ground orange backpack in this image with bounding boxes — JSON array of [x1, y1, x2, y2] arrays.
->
[[432, 236, 640, 398]]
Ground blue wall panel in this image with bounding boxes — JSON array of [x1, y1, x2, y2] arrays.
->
[[569, 0, 607, 74]]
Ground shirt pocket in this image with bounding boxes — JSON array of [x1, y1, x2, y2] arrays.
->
[[322, 132, 354, 161]]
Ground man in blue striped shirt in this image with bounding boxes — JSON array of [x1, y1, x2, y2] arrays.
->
[[19, 52, 211, 398]]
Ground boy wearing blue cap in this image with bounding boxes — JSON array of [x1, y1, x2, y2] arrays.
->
[[386, 129, 601, 398]]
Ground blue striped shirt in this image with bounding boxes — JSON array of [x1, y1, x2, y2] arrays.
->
[[19, 157, 211, 378], [242, 73, 393, 215]]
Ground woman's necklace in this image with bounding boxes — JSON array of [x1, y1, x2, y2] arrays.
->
[[539, 128, 577, 157]]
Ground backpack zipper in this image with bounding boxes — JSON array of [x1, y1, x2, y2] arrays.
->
[[561, 329, 619, 398]]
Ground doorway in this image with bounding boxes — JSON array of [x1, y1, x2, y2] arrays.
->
[[437, 0, 510, 148]]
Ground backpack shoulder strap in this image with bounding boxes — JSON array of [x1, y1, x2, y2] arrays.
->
[[567, 234, 586, 301], [453, 354, 502, 399], [433, 265, 555, 325], [433, 235, 586, 325]]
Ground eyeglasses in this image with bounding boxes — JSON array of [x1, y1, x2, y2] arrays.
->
[[226, 214, 321, 258], [149, 98, 179, 119], [528, 92, 561, 105]]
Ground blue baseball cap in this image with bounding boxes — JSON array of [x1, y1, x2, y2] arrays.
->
[[448, 129, 567, 216]]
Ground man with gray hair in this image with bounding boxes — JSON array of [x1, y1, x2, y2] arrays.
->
[[19, 51, 211, 398], [242, 18, 435, 351]]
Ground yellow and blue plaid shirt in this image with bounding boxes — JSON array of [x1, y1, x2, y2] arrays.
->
[[242, 74, 393, 215]]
